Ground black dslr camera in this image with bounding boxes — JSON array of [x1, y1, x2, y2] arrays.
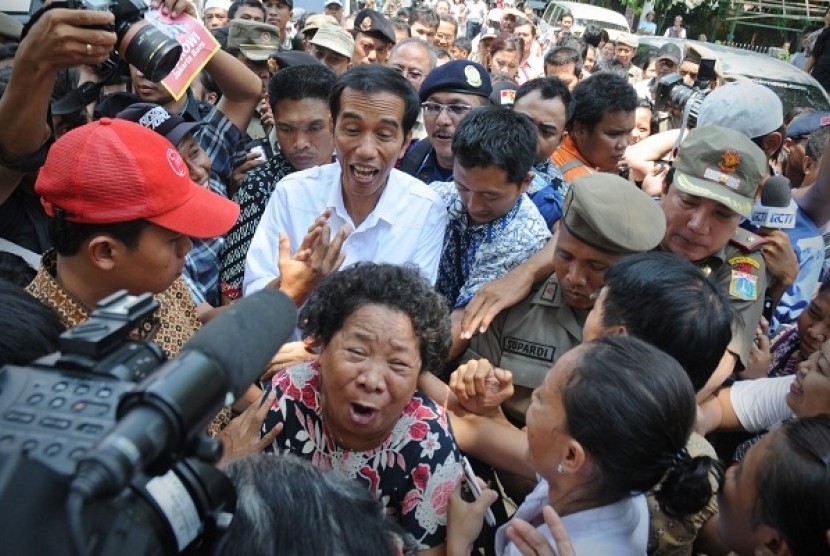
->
[[654, 58, 716, 129], [66, 0, 183, 82]]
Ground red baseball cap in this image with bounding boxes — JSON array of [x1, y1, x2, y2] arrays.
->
[[36, 118, 239, 239]]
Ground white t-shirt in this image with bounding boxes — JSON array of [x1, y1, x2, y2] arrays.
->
[[495, 478, 649, 556], [243, 163, 448, 294], [730, 375, 794, 433]]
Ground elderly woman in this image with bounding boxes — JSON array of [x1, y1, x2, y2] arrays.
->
[[261, 263, 462, 554], [446, 336, 719, 554]]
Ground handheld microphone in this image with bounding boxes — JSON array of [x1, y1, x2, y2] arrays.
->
[[751, 175, 797, 229], [70, 289, 297, 499]]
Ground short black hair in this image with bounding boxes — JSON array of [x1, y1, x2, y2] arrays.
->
[[330, 65, 421, 137], [300, 263, 450, 374], [568, 72, 637, 131], [601, 252, 733, 392], [543, 46, 582, 76], [515, 76, 573, 119], [408, 6, 439, 29], [48, 218, 150, 257], [581, 24, 608, 48], [268, 64, 336, 111], [452, 106, 537, 185], [0, 252, 36, 288], [438, 13, 458, 33], [0, 280, 65, 366], [453, 37, 472, 55], [228, 0, 266, 20], [806, 125, 830, 160]]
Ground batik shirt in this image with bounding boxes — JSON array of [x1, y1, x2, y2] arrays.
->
[[26, 251, 232, 435], [262, 361, 463, 550], [220, 152, 296, 301], [432, 181, 550, 309]]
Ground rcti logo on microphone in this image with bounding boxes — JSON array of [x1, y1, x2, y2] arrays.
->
[[750, 200, 797, 229]]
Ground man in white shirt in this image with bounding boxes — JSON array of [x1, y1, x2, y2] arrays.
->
[[243, 65, 448, 294]]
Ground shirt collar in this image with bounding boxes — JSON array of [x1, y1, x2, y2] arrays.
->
[[326, 165, 401, 228]]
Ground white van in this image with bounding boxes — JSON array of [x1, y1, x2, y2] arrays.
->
[[538, 1, 630, 42]]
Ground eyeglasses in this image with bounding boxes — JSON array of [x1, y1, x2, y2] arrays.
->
[[391, 66, 424, 81], [435, 33, 455, 41], [421, 102, 473, 118], [679, 69, 698, 79]]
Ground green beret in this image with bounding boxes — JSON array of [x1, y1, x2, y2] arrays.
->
[[562, 173, 666, 254]]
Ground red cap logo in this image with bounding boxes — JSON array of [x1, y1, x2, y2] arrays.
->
[[166, 148, 187, 177]]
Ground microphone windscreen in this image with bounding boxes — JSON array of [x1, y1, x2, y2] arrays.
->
[[182, 289, 297, 398], [760, 175, 792, 208]]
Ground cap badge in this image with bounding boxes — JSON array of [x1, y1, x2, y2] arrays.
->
[[360, 17, 373, 31], [260, 31, 272, 43], [703, 167, 742, 190], [464, 65, 482, 87], [718, 150, 742, 173], [166, 148, 187, 177]]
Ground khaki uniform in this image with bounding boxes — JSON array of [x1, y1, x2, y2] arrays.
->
[[465, 274, 585, 424], [694, 227, 767, 369]]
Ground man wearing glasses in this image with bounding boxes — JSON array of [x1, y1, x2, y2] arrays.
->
[[400, 60, 492, 183]]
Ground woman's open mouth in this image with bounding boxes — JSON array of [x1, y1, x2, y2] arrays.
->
[[349, 402, 380, 426]]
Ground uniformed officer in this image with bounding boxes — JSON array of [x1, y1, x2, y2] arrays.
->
[[465, 173, 666, 423], [660, 125, 769, 396], [399, 60, 492, 183]]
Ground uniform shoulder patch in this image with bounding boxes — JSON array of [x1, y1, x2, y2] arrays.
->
[[729, 228, 765, 253], [729, 270, 759, 301]]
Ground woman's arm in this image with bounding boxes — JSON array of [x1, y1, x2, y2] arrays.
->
[[419, 372, 536, 479]]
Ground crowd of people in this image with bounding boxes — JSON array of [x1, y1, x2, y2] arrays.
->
[[1, 0, 830, 554]]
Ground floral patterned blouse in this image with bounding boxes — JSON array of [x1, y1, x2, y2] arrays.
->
[[261, 360, 463, 550]]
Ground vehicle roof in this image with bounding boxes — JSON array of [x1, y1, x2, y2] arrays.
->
[[546, 1, 630, 28]]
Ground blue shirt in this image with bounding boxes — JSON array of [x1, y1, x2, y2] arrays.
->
[[527, 160, 567, 229], [431, 181, 551, 309], [773, 206, 825, 332]]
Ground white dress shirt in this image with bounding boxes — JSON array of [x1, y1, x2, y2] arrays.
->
[[243, 162, 448, 294]]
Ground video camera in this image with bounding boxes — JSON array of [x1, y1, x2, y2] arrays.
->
[[0, 289, 296, 555], [654, 58, 716, 129]]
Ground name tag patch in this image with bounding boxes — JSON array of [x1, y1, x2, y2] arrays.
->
[[504, 337, 556, 362]]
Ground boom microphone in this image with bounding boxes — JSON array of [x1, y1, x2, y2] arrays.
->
[[69, 289, 297, 499], [751, 175, 797, 229]]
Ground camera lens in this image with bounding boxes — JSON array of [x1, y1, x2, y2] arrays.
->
[[119, 20, 183, 82]]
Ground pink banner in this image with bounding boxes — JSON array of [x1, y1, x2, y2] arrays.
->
[[145, 11, 220, 101]]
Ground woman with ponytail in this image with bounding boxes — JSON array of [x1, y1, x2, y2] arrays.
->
[[444, 336, 720, 555]]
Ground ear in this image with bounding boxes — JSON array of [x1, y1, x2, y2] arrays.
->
[[86, 235, 118, 271], [802, 155, 817, 176], [783, 136, 795, 155], [764, 131, 783, 158], [398, 130, 414, 161], [605, 324, 628, 337], [560, 437, 586, 474], [756, 527, 792, 556], [519, 171, 533, 194], [571, 120, 586, 141]]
